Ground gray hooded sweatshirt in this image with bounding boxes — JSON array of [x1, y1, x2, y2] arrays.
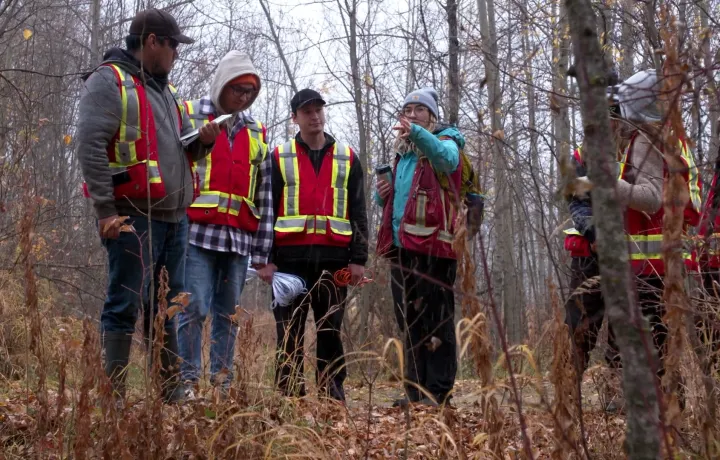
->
[[77, 48, 211, 223]]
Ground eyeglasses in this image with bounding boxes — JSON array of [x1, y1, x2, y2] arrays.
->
[[229, 85, 257, 98], [158, 36, 179, 50], [402, 105, 428, 116]]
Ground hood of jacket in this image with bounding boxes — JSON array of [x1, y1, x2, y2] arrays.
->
[[210, 51, 261, 114], [83, 47, 169, 90], [433, 123, 466, 150]]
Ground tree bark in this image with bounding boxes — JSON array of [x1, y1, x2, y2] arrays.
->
[[565, 0, 661, 456], [259, 0, 298, 94], [478, 0, 523, 343], [446, 0, 460, 125]]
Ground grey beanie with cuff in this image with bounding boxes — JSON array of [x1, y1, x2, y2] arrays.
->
[[403, 87, 440, 119]]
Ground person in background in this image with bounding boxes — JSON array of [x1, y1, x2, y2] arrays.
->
[[375, 87, 464, 407], [567, 70, 701, 412], [265, 89, 368, 402], [77, 8, 220, 404], [177, 51, 273, 397]]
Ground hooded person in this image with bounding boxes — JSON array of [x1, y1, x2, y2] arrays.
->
[[374, 87, 465, 408], [77, 8, 221, 406], [177, 51, 273, 396], [566, 69, 701, 413]]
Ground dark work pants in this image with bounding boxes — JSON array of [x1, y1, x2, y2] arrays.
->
[[390, 247, 457, 403], [565, 256, 668, 378], [272, 261, 347, 400], [564, 256, 619, 372]]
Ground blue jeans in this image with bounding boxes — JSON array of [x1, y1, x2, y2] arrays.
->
[[177, 244, 248, 385], [100, 216, 188, 335]]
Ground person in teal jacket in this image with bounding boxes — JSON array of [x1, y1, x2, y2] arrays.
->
[[376, 87, 464, 407]]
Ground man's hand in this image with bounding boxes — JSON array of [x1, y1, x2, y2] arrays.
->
[[99, 214, 121, 239], [256, 263, 277, 284], [348, 263, 365, 286], [392, 116, 412, 140], [591, 242, 597, 253], [377, 180, 392, 201], [198, 121, 222, 146]]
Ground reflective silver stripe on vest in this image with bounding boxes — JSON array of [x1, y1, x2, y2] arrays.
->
[[275, 216, 307, 230], [109, 161, 161, 181], [279, 141, 299, 216], [332, 143, 351, 218], [121, 78, 140, 144], [328, 217, 352, 235], [192, 193, 220, 206]]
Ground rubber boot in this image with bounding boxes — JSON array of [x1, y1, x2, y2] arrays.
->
[[159, 328, 186, 404], [102, 332, 132, 403]]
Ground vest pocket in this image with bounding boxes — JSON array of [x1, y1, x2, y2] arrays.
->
[[113, 162, 150, 199], [274, 216, 308, 242]]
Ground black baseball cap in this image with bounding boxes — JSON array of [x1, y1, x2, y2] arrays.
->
[[291, 89, 326, 113], [128, 8, 194, 44]]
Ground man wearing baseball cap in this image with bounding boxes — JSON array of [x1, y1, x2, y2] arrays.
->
[[265, 89, 368, 401], [77, 8, 221, 405]]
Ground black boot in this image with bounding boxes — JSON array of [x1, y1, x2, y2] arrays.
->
[[102, 332, 132, 401], [145, 327, 186, 404]]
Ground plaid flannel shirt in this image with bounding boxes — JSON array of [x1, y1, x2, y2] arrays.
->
[[188, 97, 274, 266]]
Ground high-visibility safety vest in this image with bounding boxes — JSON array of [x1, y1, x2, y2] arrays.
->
[[376, 145, 463, 260], [81, 63, 183, 200], [563, 138, 701, 275], [273, 140, 354, 247], [697, 165, 720, 268], [182, 100, 268, 232]]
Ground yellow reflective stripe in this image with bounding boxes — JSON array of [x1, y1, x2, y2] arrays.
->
[[618, 145, 629, 179], [278, 141, 300, 216], [331, 143, 351, 218], [679, 139, 701, 214], [247, 121, 266, 201], [564, 228, 582, 235], [185, 100, 197, 129], [109, 64, 140, 164]]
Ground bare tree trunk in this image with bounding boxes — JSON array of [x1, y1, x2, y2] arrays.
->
[[565, 0, 661, 455], [341, 0, 371, 345], [478, 0, 523, 343], [446, 0, 460, 125], [259, 0, 298, 94], [644, 0, 663, 70], [90, 0, 101, 64], [619, 0, 635, 79]]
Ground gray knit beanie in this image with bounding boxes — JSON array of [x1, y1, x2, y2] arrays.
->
[[403, 87, 440, 119]]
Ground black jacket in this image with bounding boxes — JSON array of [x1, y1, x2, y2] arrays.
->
[[270, 132, 369, 268]]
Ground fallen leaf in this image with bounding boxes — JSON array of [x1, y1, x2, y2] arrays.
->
[[166, 304, 183, 320], [23, 29, 33, 40], [63, 134, 72, 145], [170, 292, 191, 307]]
